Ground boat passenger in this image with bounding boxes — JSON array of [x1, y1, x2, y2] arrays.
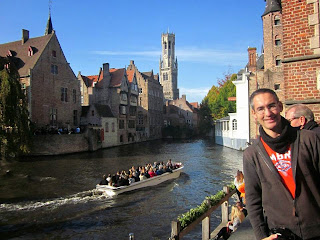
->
[[166, 159, 173, 169], [139, 172, 147, 181], [128, 174, 135, 185], [148, 167, 157, 178], [106, 174, 111, 183], [99, 175, 108, 185], [156, 166, 164, 175], [163, 165, 172, 173]]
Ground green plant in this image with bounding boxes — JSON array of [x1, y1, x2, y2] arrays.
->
[[177, 183, 235, 229]]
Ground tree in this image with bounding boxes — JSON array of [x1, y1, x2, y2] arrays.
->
[[198, 98, 213, 136], [0, 56, 32, 159]]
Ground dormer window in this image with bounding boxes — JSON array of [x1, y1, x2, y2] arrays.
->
[[52, 50, 56, 57], [28, 46, 33, 57]]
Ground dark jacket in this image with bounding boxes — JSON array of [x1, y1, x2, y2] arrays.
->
[[303, 120, 320, 134], [243, 129, 320, 240]]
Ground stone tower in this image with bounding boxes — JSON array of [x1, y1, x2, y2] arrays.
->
[[261, 0, 284, 102], [160, 32, 179, 101]]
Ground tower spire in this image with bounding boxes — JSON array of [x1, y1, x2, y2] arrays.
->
[[262, 0, 281, 17], [45, 0, 53, 35]]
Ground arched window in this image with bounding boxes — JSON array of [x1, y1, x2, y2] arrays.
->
[[232, 119, 237, 130]]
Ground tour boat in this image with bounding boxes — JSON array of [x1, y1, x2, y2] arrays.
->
[[96, 164, 184, 196]]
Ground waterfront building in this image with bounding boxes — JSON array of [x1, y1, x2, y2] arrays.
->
[[159, 32, 179, 101], [163, 95, 199, 131], [215, 69, 251, 150], [78, 63, 138, 145], [127, 60, 164, 140], [0, 15, 81, 130]]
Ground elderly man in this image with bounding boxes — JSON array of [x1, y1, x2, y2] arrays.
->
[[285, 104, 320, 134], [243, 88, 320, 240]]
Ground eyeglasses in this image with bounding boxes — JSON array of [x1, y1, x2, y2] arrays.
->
[[287, 117, 298, 123], [254, 103, 278, 115]]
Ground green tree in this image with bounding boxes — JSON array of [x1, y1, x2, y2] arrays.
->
[[0, 57, 32, 159], [198, 98, 213, 136]]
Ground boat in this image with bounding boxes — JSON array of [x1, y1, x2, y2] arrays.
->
[[96, 164, 184, 196]]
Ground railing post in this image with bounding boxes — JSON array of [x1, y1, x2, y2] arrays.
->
[[202, 199, 211, 240], [221, 186, 230, 224], [171, 221, 181, 240]]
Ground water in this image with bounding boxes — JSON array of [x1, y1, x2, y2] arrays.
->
[[0, 139, 243, 240]]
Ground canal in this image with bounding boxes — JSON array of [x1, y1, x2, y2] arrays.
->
[[0, 139, 243, 240]]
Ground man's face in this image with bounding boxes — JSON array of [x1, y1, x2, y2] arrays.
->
[[285, 108, 301, 128], [285, 108, 305, 129], [251, 92, 283, 135]]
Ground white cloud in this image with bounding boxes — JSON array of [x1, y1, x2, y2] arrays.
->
[[91, 47, 246, 65], [179, 87, 211, 103]]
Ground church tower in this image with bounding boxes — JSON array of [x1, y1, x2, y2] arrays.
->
[[160, 32, 179, 101]]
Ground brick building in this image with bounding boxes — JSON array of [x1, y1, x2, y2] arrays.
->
[[281, 0, 320, 120], [0, 15, 81, 130], [127, 60, 164, 140]]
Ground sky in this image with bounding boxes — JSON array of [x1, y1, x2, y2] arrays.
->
[[0, 0, 266, 104]]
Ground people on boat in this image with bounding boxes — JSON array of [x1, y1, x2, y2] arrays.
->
[[98, 161, 182, 186], [99, 175, 108, 185]]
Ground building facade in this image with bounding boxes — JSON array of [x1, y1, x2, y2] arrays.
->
[[159, 32, 179, 101], [0, 16, 81, 130], [127, 60, 164, 140]]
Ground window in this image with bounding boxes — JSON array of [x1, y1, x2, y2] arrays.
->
[[112, 122, 115, 132], [91, 110, 94, 116], [139, 97, 142, 106], [73, 89, 77, 103], [232, 119, 237, 130], [275, 57, 281, 66], [61, 88, 68, 102], [28, 46, 33, 57], [73, 110, 78, 126], [131, 83, 138, 91], [128, 120, 135, 129], [52, 50, 56, 57], [130, 96, 137, 103], [169, 41, 171, 49], [138, 113, 144, 125], [274, 83, 280, 90], [51, 64, 58, 74], [119, 120, 125, 129], [121, 92, 127, 101], [275, 39, 281, 46], [129, 106, 136, 116], [50, 108, 57, 126], [274, 16, 281, 26], [119, 105, 126, 115], [164, 42, 167, 49], [105, 122, 109, 132], [139, 88, 143, 94], [81, 95, 84, 104]]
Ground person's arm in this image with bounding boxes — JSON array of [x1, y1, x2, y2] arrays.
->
[[243, 151, 269, 239]]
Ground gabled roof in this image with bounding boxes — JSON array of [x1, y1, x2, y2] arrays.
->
[[80, 74, 99, 87], [126, 69, 135, 83], [94, 104, 114, 118], [110, 68, 126, 87], [189, 102, 199, 109], [0, 33, 53, 77]]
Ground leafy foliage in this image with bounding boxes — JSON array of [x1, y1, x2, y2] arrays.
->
[[0, 57, 32, 158], [177, 184, 235, 229]]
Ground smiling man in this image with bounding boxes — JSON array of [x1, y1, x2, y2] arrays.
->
[[243, 88, 320, 240]]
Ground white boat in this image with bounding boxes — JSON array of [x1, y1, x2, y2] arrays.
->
[[96, 165, 184, 196]]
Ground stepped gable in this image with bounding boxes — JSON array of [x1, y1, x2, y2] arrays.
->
[[0, 33, 53, 76], [109, 68, 126, 87], [126, 69, 135, 83], [262, 0, 281, 17]]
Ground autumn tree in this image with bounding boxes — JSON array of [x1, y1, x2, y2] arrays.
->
[[0, 56, 32, 159]]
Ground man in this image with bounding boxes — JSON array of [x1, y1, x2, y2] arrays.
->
[[285, 104, 320, 134], [243, 88, 320, 240]]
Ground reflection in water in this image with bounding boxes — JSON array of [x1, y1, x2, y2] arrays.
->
[[0, 139, 243, 239]]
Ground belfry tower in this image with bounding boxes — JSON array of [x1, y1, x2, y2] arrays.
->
[[160, 32, 179, 101]]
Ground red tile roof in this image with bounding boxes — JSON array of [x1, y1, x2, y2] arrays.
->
[[126, 69, 135, 83], [110, 68, 125, 87], [190, 102, 199, 109]]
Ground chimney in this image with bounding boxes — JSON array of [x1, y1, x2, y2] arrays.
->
[[247, 47, 257, 72], [182, 94, 186, 101], [22, 29, 29, 44], [103, 63, 110, 76]]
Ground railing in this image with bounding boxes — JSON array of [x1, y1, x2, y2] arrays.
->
[[170, 186, 236, 240]]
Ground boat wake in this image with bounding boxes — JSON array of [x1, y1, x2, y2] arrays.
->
[[0, 189, 108, 212]]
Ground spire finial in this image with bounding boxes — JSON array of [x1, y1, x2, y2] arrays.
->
[[45, 0, 53, 35]]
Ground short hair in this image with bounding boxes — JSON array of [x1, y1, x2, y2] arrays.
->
[[249, 88, 279, 110], [287, 104, 314, 122]]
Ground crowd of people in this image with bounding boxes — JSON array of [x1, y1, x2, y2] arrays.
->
[[99, 159, 181, 187]]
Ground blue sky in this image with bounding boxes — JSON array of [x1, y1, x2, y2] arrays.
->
[[1, 0, 266, 103]]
